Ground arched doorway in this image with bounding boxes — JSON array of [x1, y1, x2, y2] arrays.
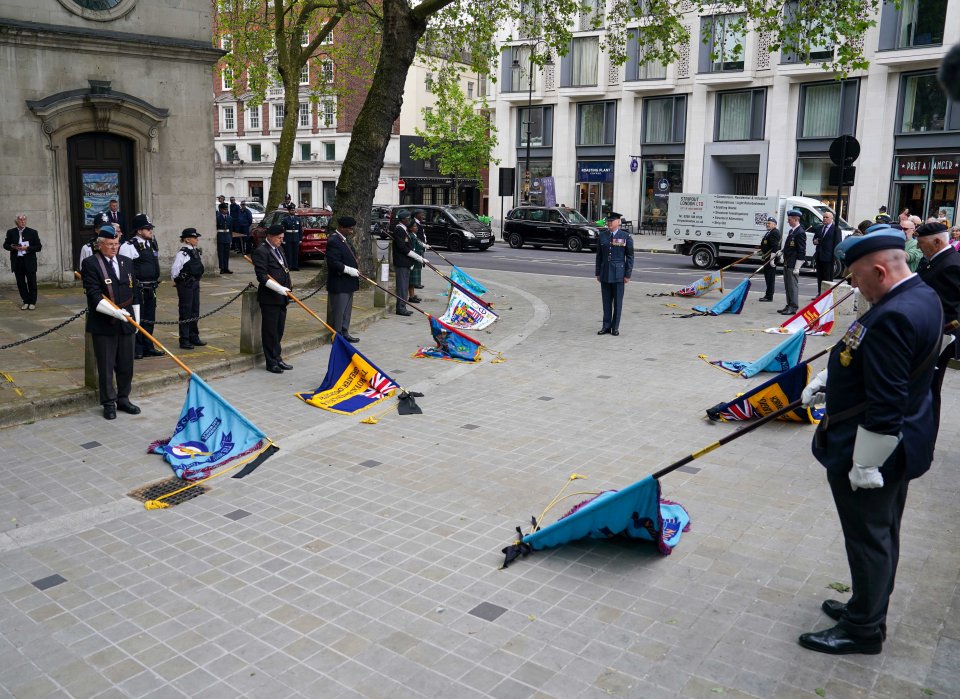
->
[[67, 133, 136, 265]]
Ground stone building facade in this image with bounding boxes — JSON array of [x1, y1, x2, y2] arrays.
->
[[0, 0, 222, 284]]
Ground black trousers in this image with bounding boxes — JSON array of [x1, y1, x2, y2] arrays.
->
[[600, 281, 625, 330], [815, 259, 835, 293], [762, 261, 776, 299], [91, 332, 134, 405], [176, 280, 201, 342], [217, 242, 232, 272], [827, 467, 909, 637], [261, 302, 287, 367], [136, 286, 157, 354], [284, 239, 300, 270], [12, 257, 37, 305]]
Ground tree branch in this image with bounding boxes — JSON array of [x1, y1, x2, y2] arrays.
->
[[411, 0, 457, 22]]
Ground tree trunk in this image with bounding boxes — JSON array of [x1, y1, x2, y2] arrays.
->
[[265, 69, 303, 212], [332, 0, 426, 273]]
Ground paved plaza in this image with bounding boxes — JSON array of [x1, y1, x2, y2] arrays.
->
[[0, 264, 957, 698]]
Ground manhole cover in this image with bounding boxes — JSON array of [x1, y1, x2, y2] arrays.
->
[[128, 477, 207, 507]]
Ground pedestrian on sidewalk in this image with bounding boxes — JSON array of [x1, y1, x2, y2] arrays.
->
[[120, 214, 164, 359], [595, 211, 633, 336], [326, 216, 361, 343], [3, 213, 42, 310], [170, 228, 207, 350], [215, 203, 233, 274], [252, 223, 293, 373], [80, 225, 140, 420], [779, 209, 805, 315], [758, 216, 780, 302]]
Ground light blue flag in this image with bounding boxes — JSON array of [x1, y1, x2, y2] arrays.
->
[[150, 375, 277, 481], [702, 329, 807, 378], [450, 266, 487, 297], [691, 279, 751, 315]]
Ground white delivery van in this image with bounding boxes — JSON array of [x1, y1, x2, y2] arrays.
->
[[666, 193, 853, 273]]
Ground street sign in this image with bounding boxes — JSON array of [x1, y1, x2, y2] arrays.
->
[[397, 179, 406, 191], [829, 135, 860, 165], [828, 165, 856, 187]]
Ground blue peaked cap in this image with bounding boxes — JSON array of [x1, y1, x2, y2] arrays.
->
[[835, 224, 905, 266]]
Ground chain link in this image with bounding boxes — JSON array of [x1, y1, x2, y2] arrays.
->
[[153, 283, 255, 325], [0, 308, 88, 351]]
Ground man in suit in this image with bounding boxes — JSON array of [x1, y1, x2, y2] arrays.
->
[[595, 211, 634, 336], [215, 203, 233, 274], [252, 224, 294, 373], [170, 228, 207, 350], [812, 211, 842, 294], [798, 226, 942, 655], [758, 216, 781, 302], [80, 225, 141, 420], [326, 216, 361, 343], [390, 209, 425, 316], [779, 209, 807, 315], [102, 199, 127, 239], [119, 213, 164, 359], [3, 214, 42, 310]]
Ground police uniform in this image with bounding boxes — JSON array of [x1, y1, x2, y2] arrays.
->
[[252, 224, 293, 372], [281, 206, 302, 271], [216, 205, 233, 274], [170, 228, 206, 349], [326, 216, 361, 342], [758, 217, 781, 302], [595, 212, 634, 335], [780, 211, 807, 314], [799, 228, 942, 655], [80, 226, 140, 419], [119, 214, 163, 359]]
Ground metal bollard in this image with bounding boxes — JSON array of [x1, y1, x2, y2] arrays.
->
[[84, 332, 98, 389], [239, 287, 262, 355]]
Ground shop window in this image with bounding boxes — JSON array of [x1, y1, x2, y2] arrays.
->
[[642, 96, 686, 144], [626, 30, 667, 81], [716, 89, 765, 141], [577, 101, 616, 146], [561, 36, 600, 87], [899, 73, 951, 133], [641, 159, 683, 228], [250, 144, 262, 162], [700, 14, 745, 73], [517, 106, 553, 147]]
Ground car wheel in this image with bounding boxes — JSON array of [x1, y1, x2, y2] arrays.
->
[[691, 244, 717, 269], [566, 236, 583, 253], [448, 236, 464, 252], [508, 233, 524, 249], [832, 258, 844, 278]]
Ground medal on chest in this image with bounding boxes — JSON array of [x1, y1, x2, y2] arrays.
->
[[839, 320, 866, 367]]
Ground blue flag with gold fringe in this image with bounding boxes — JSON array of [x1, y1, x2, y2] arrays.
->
[[295, 334, 399, 414], [706, 362, 824, 423], [149, 375, 278, 481], [700, 330, 806, 378], [691, 279, 750, 315]]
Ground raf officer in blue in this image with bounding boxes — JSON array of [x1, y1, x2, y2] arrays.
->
[[595, 211, 634, 336], [798, 225, 942, 656]]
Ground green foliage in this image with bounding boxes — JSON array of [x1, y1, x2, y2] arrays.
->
[[827, 581, 851, 593]]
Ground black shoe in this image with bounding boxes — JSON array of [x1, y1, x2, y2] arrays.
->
[[342, 334, 360, 343], [798, 625, 882, 655], [144, 348, 165, 357], [779, 308, 797, 315], [821, 600, 887, 639], [597, 328, 611, 335], [103, 404, 117, 420], [266, 365, 283, 374], [758, 297, 773, 302], [611, 329, 620, 336], [190, 339, 207, 346], [179, 341, 195, 350], [396, 309, 413, 316], [117, 400, 141, 415], [777, 307, 789, 313], [134, 353, 144, 360], [277, 361, 293, 371], [222, 269, 233, 274], [408, 296, 423, 304], [414, 284, 425, 289]]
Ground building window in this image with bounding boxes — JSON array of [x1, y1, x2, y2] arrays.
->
[[300, 31, 309, 47], [780, 3, 833, 63], [249, 180, 263, 203], [221, 34, 232, 51], [224, 144, 238, 162], [298, 103, 310, 127], [479, 76, 488, 97], [300, 64, 309, 85], [425, 72, 434, 92], [300, 143, 311, 161], [222, 68, 233, 91], [627, 30, 667, 80], [250, 143, 262, 162], [321, 30, 333, 45], [703, 14, 745, 73], [323, 142, 335, 160], [222, 105, 235, 131], [274, 104, 285, 128], [321, 59, 334, 83], [716, 89, 765, 141], [899, 72, 949, 133], [800, 83, 841, 138], [569, 36, 599, 87], [897, 0, 947, 48], [643, 96, 686, 144], [248, 106, 260, 130], [467, 81, 474, 99], [577, 101, 616, 146], [517, 106, 553, 147], [321, 99, 336, 127]]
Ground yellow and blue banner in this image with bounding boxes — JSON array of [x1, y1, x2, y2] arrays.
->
[[296, 334, 399, 414], [150, 375, 278, 481], [706, 362, 824, 424], [414, 316, 482, 362]]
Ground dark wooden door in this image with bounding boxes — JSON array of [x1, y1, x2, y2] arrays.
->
[[67, 133, 135, 267]]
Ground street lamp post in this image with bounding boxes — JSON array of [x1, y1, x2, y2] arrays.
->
[[513, 40, 552, 205]]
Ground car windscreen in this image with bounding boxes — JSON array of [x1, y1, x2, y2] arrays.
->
[[446, 207, 478, 222], [563, 209, 591, 224], [300, 215, 330, 229], [813, 206, 852, 230]]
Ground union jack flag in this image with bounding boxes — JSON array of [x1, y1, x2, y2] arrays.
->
[[363, 373, 398, 400], [719, 401, 754, 421]]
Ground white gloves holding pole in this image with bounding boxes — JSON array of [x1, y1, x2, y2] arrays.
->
[[95, 299, 131, 321], [408, 251, 425, 264], [265, 279, 290, 296], [801, 369, 828, 407], [849, 425, 899, 491], [343, 266, 360, 278]]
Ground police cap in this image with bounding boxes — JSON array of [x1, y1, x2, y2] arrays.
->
[[605, 211, 622, 221], [131, 213, 154, 231], [766, 216, 777, 223], [180, 228, 200, 240], [835, 224, 905, 266], [786, 209, 803, 218], [916, 221, 949, 237], [337, 216, 357, 228]]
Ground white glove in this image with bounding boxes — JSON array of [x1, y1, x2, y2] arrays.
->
[[801, 369, 827, 407], [941, 333, 956, 354], [407, 251, 425, 264], [343, 266, 360, 278], [95, 299, 131, 321], [793, 260, 803, 272], [849, 425, 899, 491], [265, 278, 290, 296], [133, 304, 141, 325], [775, 251, 784, 265]]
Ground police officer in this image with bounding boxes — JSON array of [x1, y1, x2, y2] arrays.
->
[[326, 216, 361, 342], [252, 223, 293, 373], [281, 203, 302, 271], [390, 209, 425, 316], [758, 216, 781, 302], [595, 212, 634, 336], [812, 211, 841, 295], [119, 214, 164, 359], [170, 228, 206, 350], [80, 216, 113, 268], [779, 209, 806, 315], [215, 202, 233, 274], [80, 225, 140, 420], [798, 226, 942, 655]]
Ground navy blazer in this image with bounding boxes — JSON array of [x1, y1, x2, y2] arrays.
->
[[251, 241, 292, 307], [813, 223, 841, 262], [595, 229, 634, 283], [4, 227, 42, 267], [812, 275, 942, 480], [918, 246, 960, 325], [325, 233, 360, 294], [782, 226, 807, 266], [81, 252, 137, 336]]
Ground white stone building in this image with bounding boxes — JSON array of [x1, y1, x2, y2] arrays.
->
[[490, 1, 960, 230]]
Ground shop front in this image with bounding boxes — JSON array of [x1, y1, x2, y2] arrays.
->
[[892, 154, 959, 225], [518, 159, 553, 206], [576, 161, 614, 222], [639, 158, 683, 233]]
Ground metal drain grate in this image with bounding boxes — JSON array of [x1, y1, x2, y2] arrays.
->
[[128, 477, 207, 507]]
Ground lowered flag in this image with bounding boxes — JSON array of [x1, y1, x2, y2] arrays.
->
[[149, 375, 278, 481], [690, 279, 750, 315], [296, 334, 400, 414], [706, 362, 824, 424], [502, 476, 690, 567], [440, 286, 499, 330], [765, 286, 837, 336], [450, 266, 487, 297], [651, 271, 722, 298], [700, 329, 806, 378], [414, 316, 482, 362]]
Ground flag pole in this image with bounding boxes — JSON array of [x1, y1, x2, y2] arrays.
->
[[424, 245, 457, 269], [101, 296, 194, 376], [717, 248, 761, 292], [420, 257, 492, 308], [356, 271, 431, 318]]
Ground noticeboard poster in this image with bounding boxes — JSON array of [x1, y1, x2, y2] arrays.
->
[[82, 171, 120, 225]]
